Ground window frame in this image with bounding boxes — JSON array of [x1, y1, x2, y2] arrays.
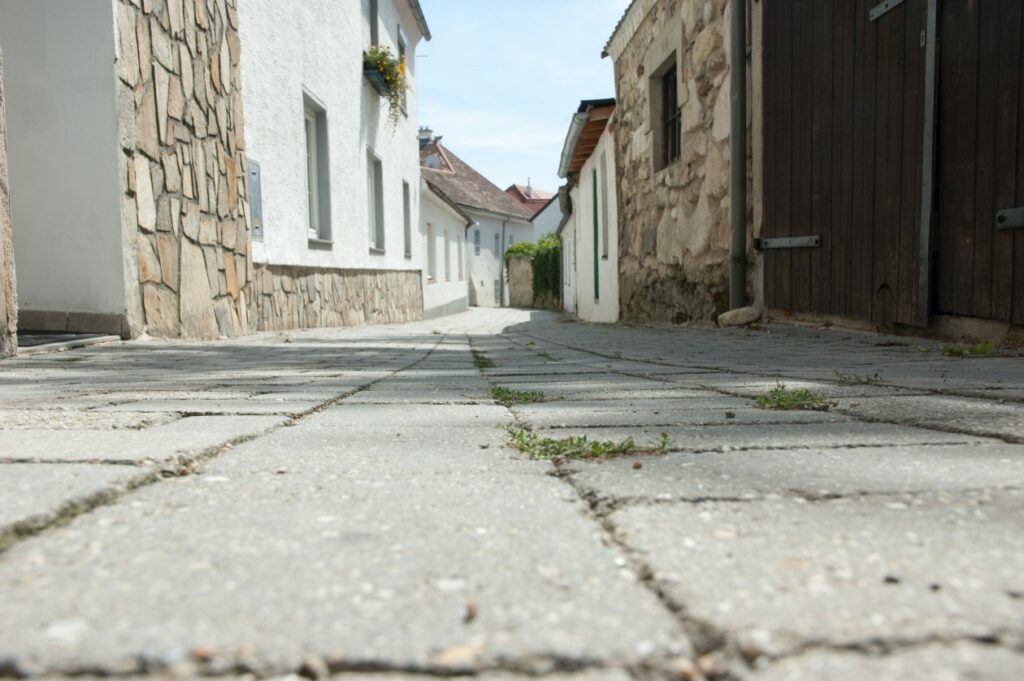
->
[[426, 222, 437, 283], [474, 229, 481, 256], [651, 54, 682, 173], [402, 181, 412, 259], [367, 149, 385, 253], [303, 92, 331, 246]]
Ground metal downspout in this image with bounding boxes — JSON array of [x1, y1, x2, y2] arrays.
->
[[729, 0, 748, 310], [499, 218, 508, 306]]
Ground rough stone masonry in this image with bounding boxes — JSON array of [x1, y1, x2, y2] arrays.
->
[[0, 45, 16, 358], [609, 0, 761, 323]]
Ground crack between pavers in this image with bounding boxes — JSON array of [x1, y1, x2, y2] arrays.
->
[[0, 654, 631, 680], [504, 333, 1024, 448], [0, 336, 451, 558], [754, 630, 1024, 665]]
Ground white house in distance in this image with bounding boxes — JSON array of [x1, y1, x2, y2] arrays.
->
[[238, 0, 431, 330], [420, 173, 471, 319], [420, 132, 533, 308], [557, 99, 619, 323], [531, 195, 562, 242]]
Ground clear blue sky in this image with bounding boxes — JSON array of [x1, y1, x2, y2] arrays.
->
[[415, 0, 631, 194]]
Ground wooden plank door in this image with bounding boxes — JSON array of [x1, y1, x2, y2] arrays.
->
[[935, 0, 1024, 323], [763, 0, 931, 326]]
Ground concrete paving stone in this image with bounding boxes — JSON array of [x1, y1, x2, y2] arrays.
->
[[536, 422, 993, 452], [0, 415, 288, 463], [0, 410, 180, 431], [563, 443, 1024, 502], [0, 464, 151, 535], [486, 374, 643, 386], [834, 394, 1024, 440], [0, 454, 688, 674], [309, 403, 515, 430], [519, 406, 843, 429], [96, 399, 322, 416], [514, 397, 751, 413], [749, 643, 1024, 681], [611, 490, 1024, 655], [332, 672, 633, 681], [669, 376, 926, 399]]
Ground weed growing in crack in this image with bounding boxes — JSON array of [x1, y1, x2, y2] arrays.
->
[[471, 350, 495, 369], [755, 384, 834, 411], [834, 370, 883, 385], [490, 386, 546, 406], [941, 341, 996, 358], [502, 425, 670, 461], [524, 340, 537, 347]]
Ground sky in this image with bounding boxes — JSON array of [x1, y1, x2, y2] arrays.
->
[[415, 0, 631, 195]]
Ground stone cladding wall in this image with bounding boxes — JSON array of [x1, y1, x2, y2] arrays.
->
[[0, 48, 16, 357], [248, 265, 423, 332], [612, 0, 756, 323], [115, 0, 251, 339]]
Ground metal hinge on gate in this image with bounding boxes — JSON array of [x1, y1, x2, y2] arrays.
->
[[754, 236, 822, 251], [870, 0, 905, 22], [997, 207, 1024, 231]]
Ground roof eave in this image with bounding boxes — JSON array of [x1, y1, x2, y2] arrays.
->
[[406, 0, 431, 41]]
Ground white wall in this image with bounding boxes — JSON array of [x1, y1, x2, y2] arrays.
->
[[0, 0, 125, 317], [421, 184, 468, 318], [465, 211, 533, 308], [571, 127, 619, 323], [531, 198, 561, 242], [239, 0, 425, 273]]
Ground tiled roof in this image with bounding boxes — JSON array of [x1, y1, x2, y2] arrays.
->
[[603, 0, 640, 57], [420, 142, 533, 221], [507, 184, 556, 202]]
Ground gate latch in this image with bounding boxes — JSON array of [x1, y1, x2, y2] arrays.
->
[[996, 207, 1024, 231], [754, 235, 822, 251]]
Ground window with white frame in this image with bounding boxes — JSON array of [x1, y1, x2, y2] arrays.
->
[[494, 233, 500, 256], [303, 94, 330, 243], [367, 150, 385, 251], [402, 181, 412, 258], [426, 223, 437, 283], [397, 26, 408, 114], [444, 229, 451, 282], [474, 229, 481, 255], [458, 235, 465, 281]]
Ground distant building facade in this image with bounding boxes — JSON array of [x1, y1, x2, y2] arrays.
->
[[420, 135, 533, 308]]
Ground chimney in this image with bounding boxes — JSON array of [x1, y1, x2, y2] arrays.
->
[[525, 177, 533, 198], [418, 126, 434, 149]]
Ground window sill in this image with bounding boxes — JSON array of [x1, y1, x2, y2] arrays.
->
[[308, 238, 334, 250], [369, 247, 386, 256]]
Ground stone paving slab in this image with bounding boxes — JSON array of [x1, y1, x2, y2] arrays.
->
[[0, 416, 289, 463], [0, 464, 150, 536], [96, 399, 323, 416], [310, 404, 514, 429], [0, 409, 180, 431], [563, 443, 1024, 502], [750, 643, 1024, 681], [0, 444, 688, 675], [834, 394, 1024, 440], [533, 422, 989, 452], [610, 490, 1024, 655]]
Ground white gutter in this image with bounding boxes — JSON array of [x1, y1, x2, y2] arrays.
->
[[557, 112, 590, 179]]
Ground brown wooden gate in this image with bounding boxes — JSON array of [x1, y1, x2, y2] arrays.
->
[[763, 0, 1024, 326], [935, 0, 1024, 324]]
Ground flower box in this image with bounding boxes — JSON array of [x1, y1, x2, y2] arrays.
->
[[363, 66, 389, 97]]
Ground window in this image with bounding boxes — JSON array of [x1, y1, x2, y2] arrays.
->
[[402, 181, 412, 258], [599, 151, 610, 258], [474, 229, 481, 255], [303, 95, 330, 243], [493, 278, 500, 302], [367, 151, 384, 251], [368, 0, 379, 45], [426, 223, 436, 283], [397, 26, 408, 114], [653, 55, 681, 171], [458, 235, 465, 281], [494, 233, 500, 256], [444, 229, 451, 282]]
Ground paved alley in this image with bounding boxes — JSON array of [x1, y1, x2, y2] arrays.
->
[[1, 309, 1022, 680]]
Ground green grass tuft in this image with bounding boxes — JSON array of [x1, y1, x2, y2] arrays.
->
[[472, 350, 496, 369], [503, 426, 670, 461], [941, 342, 996, 358], [490, 386, 546, 406], [755, 384, 833, 411]]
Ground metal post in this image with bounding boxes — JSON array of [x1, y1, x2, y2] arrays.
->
[[729, 0, 748, 310]]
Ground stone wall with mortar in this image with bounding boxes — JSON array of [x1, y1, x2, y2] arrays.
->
[[115, 0, 251, 339], [0, 47, 16, 357], [247, 266, 423, 331], [508, 257, 534, 309], [610, 0, 759, 323]]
